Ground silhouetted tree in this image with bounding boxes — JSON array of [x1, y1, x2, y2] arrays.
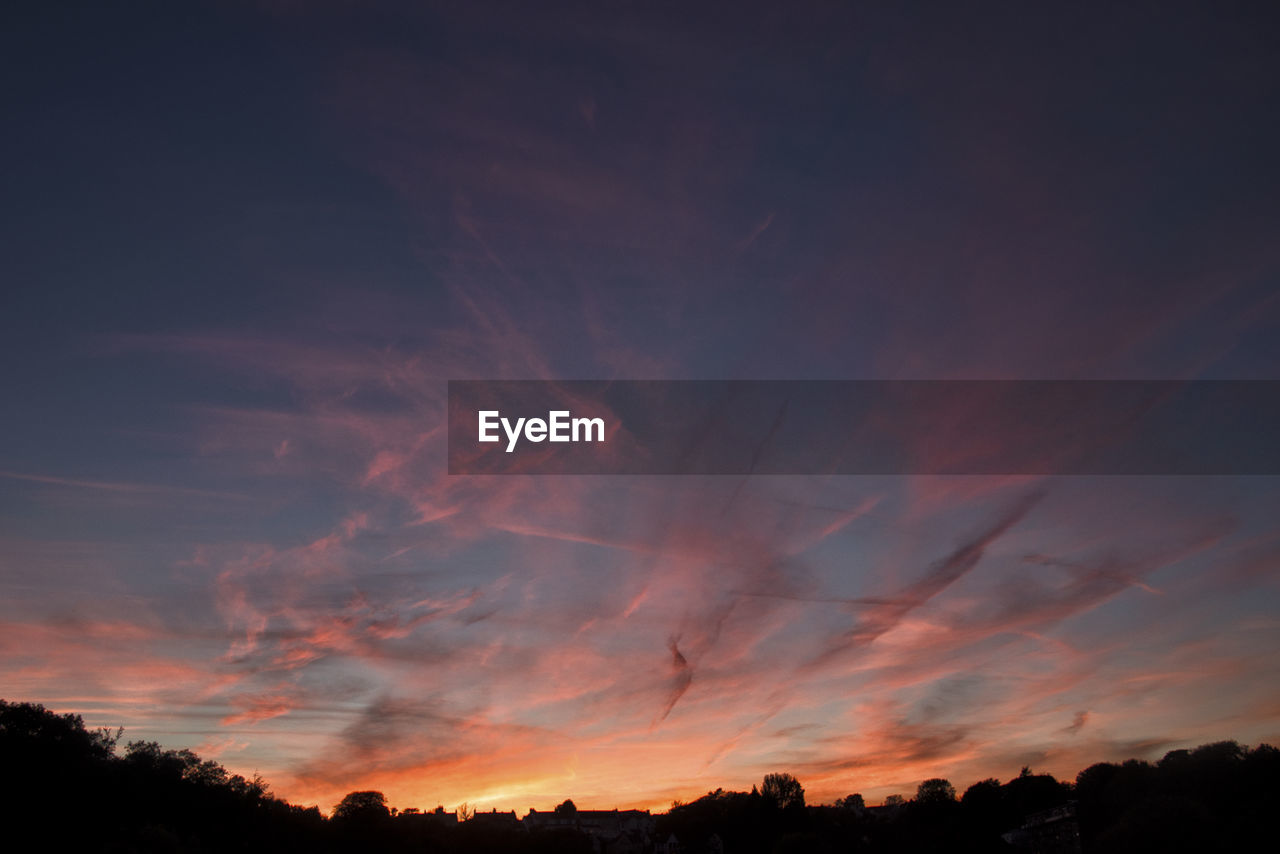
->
[[761, 772, 805, 810], [915, 778, 956, 804], [334, 789, 392, 821], [836, 792, 865, 811], [555, 798, 577, 815], [958, 777, 1009, 839], [1003, 769, 1069, 818], [961, 777, 1002, 806], [2, 699, 325, 852]]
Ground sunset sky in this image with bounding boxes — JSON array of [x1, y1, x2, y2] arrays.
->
[[3, 1, 1279, 815]]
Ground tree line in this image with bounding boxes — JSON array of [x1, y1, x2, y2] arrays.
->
[[3, 699, 1276, 852]]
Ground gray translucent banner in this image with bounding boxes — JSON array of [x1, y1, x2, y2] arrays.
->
[[447, 381, 1280, 475]]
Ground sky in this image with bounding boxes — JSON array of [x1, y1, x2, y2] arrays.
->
[[2, 0, 1280, 815]]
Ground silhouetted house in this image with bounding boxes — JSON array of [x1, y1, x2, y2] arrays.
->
[[523, 808, 655, 853], [522, 808, 579, 832], [471, 808, 520, 828], [1002, 801, 1082, 854], [399, 808, 458, 827]]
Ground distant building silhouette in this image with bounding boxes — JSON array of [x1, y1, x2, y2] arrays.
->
[[1002, 801, 1082, 854], [523, 808, 655, 852], [656, 832, 682, 853], [399, 807, 458, 827], [471, 808, 520, 828]]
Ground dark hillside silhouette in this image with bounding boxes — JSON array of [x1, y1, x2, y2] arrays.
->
[[3, 699, 1277, 853], [0, 699, 326, 853]]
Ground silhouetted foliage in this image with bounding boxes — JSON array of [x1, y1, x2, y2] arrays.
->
[[761, 771, 806, 810], [1, 699, 325, 852], [837, 792, 865, 811], [334, 789, 392, 822], [3, 698, 1278, 852], [915, 777, 957, 804]]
